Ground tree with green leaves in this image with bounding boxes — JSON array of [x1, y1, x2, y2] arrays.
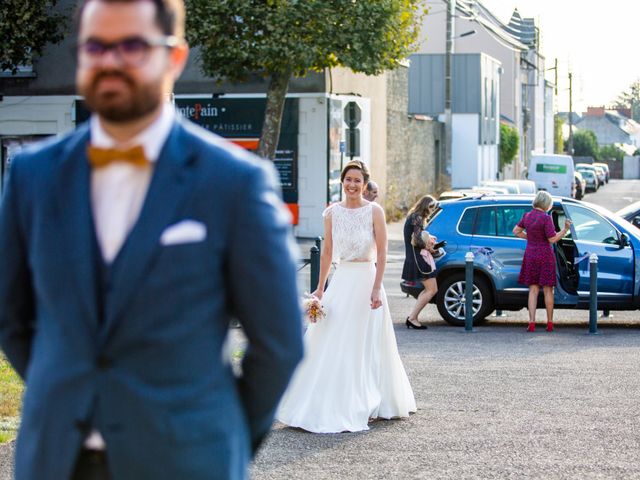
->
[[499, 123, 519, 171], [184, 0, 424, 160], [0, 0, 67, 73], [572, 130, 599, 159], [613, 79, 640, 122], [598, 144, 624, 161]]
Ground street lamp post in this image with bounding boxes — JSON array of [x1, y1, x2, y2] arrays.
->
[[444, 1, 475, 190], [444, 0, 455, 190], [568, 72, 574, 155]]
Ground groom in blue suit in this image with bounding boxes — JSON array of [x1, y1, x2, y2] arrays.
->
[[0, 0, 303, 479]]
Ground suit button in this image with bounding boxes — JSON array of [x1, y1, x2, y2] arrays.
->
[[96, 355, 112, 369]]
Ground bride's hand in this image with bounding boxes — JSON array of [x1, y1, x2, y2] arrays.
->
[[311, 288, 323, 301], [371, 287, 382, 309]]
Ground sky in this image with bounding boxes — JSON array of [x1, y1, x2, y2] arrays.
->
[[479, 0, 640, 114]]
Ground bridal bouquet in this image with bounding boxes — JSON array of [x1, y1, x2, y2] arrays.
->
[[302, 293, 326, 323]]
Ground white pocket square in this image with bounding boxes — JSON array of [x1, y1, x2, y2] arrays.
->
[[160, 220, 207, 246]]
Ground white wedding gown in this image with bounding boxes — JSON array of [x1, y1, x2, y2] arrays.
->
[[277, 203, 416, 433]]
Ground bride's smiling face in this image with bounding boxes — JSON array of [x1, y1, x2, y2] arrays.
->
[[342, 168, 365, 199]]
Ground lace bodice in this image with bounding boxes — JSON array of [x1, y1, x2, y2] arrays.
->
[[324, 203, 375, 262]]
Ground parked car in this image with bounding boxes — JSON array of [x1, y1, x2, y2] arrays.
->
[[480, 181, 520, 194], [573, 171, 586, 200], [472, 185, 509, 194], [576, 163, 605, 187], [439, 190, 468, 201], [439, 189, 501, 200], [401, 195, 640, 326], [593, 166, 607, 185], [616, 200, 640, 229], [576, 168, 598, 192], [593, 162, 610, 183], [503, 179, 537, 194]]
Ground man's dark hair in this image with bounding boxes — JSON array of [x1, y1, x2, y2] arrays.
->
[[76, 0, 185, 38]]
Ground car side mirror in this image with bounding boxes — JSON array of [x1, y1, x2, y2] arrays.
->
[[620, 232, 630, 248], [633, 216, 640, 228]]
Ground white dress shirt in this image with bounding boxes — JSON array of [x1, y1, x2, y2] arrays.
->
[[84, 103, 174, 450], [90, 103, 175, 263]]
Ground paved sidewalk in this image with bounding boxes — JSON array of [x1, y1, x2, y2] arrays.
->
[[251, 227, 640, 479], [3, 221, 639, 479], [252, 322, 640, 480]]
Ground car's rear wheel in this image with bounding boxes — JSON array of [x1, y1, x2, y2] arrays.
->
[[436, 272, 493, 326]]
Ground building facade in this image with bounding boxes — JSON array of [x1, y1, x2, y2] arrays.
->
[[416, 0, 555, 180], [0, 0, 442, 236], [408, 53, 500, 188]]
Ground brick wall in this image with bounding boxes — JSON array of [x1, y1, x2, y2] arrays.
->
[[385, 67, 443, 221]]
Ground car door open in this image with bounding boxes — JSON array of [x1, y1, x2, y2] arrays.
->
[[563, 204, 635, 308]]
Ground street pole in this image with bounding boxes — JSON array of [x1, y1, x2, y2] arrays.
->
[[444, 0, 455, 190], [568, 72, 574, 155]]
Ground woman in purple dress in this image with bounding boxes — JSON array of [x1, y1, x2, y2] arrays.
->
[[513, 191, 571, 332]]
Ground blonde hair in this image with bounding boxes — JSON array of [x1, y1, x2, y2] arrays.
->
[[532, 190, 552, 210]]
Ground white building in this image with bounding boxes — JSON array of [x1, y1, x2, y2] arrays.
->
[[416, 1, 555, 179]]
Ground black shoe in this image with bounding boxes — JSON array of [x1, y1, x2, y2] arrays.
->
[[406, 317, 427, 330]]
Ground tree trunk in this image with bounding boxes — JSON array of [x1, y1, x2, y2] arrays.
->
[[257, 70, 291, 160]]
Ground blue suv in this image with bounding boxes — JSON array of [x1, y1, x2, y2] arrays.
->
[[401, 195, 640, 326]]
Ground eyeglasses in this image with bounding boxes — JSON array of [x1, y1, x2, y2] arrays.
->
[[76, 36, 179, 67]]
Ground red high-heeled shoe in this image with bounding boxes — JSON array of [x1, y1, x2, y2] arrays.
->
[[546, 322, 554, 332], [526, 322, 536, 332]]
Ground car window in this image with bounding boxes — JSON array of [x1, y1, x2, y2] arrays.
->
[[551, 208, 569, 235], [496, 206, 530, 237], [616, 201, 640, 219], [474, 207, 496, 236], [565, 205, 619, 244], [458, 208, 476, 234]]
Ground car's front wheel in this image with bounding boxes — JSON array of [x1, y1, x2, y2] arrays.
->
[[436, 272, 493, 326]]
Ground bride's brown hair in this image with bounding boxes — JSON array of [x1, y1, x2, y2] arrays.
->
[[340, 160, 370, 184]]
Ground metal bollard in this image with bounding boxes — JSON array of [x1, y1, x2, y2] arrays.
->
[[315, 236, 323, 252], [310, 245, 320, 292], [465, 252, 475, 332], [588, 253, 599, 335]]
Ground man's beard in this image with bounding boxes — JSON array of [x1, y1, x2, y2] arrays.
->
[[80, 70, 162, 122]]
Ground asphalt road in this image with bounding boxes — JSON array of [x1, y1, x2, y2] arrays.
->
[[1, 180, 639, 479], [252, 179, 640, 479], [580, 178, 640, 213]]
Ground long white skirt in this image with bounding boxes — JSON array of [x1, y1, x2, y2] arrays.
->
[[277, 261, 416, 433]]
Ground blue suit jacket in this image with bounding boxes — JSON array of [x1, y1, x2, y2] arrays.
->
[[0, 118, 303, 480]]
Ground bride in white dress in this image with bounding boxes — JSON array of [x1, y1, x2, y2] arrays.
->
[[277, 160, 416, 433]]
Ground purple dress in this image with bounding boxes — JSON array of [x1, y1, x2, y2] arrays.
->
[[517, 209, 557, 286]]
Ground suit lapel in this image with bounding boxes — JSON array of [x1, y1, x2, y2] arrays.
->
[[103, 120, 196, 336], [55, 125, 100, 329]]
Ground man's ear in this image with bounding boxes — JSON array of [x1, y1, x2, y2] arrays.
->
[[170, 42, 189, 80]]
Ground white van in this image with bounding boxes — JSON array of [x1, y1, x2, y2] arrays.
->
[[527, 154, 575, 198]]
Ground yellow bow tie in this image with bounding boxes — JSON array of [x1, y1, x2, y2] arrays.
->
[[87, 145, 149, 168]]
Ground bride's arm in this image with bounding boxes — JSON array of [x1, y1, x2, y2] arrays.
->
[[371, 204, 387, 309], [311, 214, 333, 300]]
